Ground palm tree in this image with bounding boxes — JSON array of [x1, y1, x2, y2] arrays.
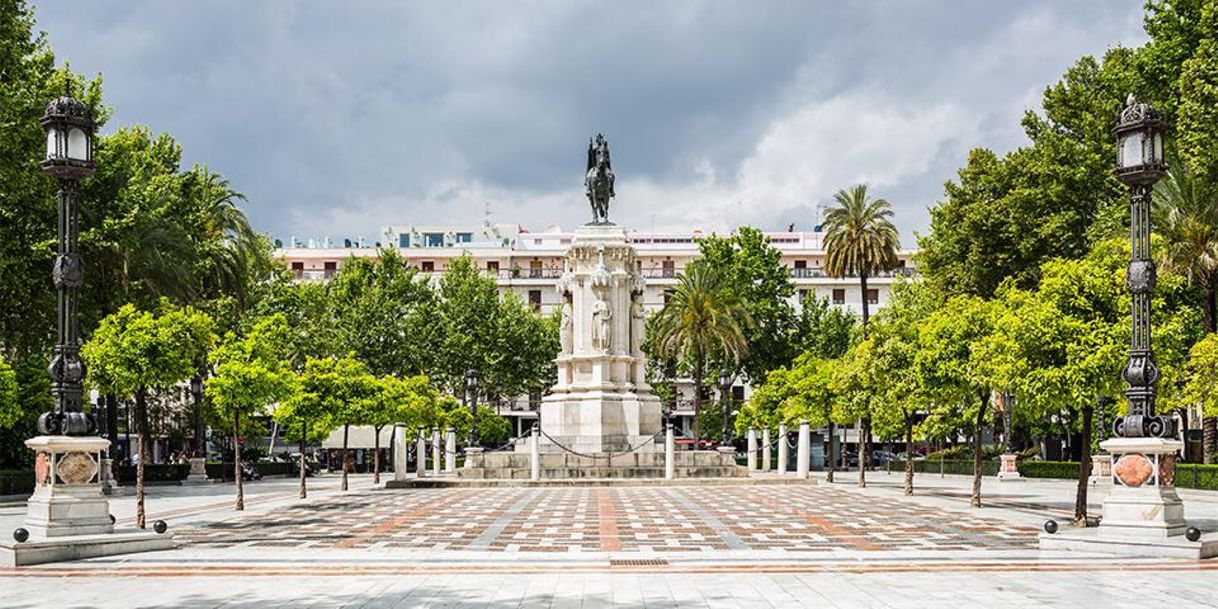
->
[[823, 184, 900, 336], [823, 184, 898, 485], [651, 262, 750, 441], [1154, 163, 1218, 462]]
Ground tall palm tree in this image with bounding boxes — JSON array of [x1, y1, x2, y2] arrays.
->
[[1154, 163, 1218, 463], [823, 184, 898, 485], [823, 184, 900, 337], [651, 262, 750, 441]]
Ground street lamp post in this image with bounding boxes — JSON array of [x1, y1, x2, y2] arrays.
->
[[36, 86, 96, 438], [465, 369, 481, 445], [1112, 94, 1170, 440], [190, 375, 204, 458], [718, 371, 733, 445]]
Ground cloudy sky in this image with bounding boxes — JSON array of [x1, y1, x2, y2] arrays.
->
[[35, 1, 1147, 245]]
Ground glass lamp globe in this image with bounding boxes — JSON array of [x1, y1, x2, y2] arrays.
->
[[1114, 95, 1166, 185], [40, 91, 95, 180]]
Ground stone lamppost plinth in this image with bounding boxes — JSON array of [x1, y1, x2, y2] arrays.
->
[[1041, 97, 1215, 558], [1, 89, 174, 567]]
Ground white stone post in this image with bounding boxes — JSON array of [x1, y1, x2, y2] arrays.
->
[[665, 423, 675, 480], [431, 428, 441, 476], [415, 428, 427, 478], [797, 421, 810, 479], [393, 425, 409, 482], [530, 423, 541, 481], [762, 427, 772, 472], [777, 423, 788, 475], [445, 427, 457, 474], [746, 428, 757, 471]]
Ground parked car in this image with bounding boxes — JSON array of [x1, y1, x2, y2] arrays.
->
[[872, 450, 898, 465]]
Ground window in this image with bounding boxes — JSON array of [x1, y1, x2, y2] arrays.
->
[[455, 232, 473, 244], [398, 233, 410, 248], [528, 290, 542, 311], [663, 290, 673, 304], [528, 389, 542, 410], [487, 261, 500, 273], [794, 260, 806, 269], [324, 261, 337, 279], [291, 261, 304, 280], [421, 261, 435, 272], [798, 289, 808, 302], [529, 260, 543, 278], [832, 288, 845, 305], [662, 260, 675, 278], [866, 289, 879, 305], [423, 232, 444, 247]]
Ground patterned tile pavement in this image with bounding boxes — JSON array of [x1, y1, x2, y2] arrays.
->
[[174, 485, 1038, 553]]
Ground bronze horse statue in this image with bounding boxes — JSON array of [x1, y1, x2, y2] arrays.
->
[[585, 134, 615, 224]]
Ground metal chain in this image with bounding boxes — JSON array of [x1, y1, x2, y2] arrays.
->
[[537, 428, 662, 460]]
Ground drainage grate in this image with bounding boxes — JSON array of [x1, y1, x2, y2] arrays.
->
[[609, 559, 669, 567]]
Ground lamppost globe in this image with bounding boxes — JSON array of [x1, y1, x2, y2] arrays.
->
[[41, 91, 95, 180], [1114, 94, 1166, 186]]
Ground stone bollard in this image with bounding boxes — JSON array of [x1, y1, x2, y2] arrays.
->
[[530, 423, 541, 481], [777, 424, 788, 475], [445, 427, 457, 473], [797, 421, 810, 479], [393, 425, 409, 482], [665, 424, 675, 480], [431, 428, 441, 476], [762, 427, 772, 472], [416, 428, 427, 478], [747, 428, 758, 471]]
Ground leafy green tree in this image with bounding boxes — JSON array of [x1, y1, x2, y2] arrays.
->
[[915, 295, 996, 507], [83, 303, 213, 527], [831, 339, 880, 487], [696, 227, 797, 381], [433, 256, 500, 395], [275, 372, 335, 499], [0, 360, 22, 434], [293, 355, 378, 491], [329, 249, 434, 378], [1185, 333, 1218, 454], [651, 262, 751, 440], [487, 293, 559, 403], [368, 374, 439, 484], [1176, 2, 1218, 186], [443, 401, 512, 448], [823, 184, 899, 333], [207, 314, 295, 509], [794, 294, 857, 360]]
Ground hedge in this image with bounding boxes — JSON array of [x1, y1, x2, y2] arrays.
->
[[205, 461, 300, 481], [891, 459, 999, 477], [0, 470, 34, 496], [1017, 460, 1080, 479], [1015, 460, 1218, 491], [115, 464, 190, 484]]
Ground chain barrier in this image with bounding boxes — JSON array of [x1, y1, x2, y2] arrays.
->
[[537, 428, 662, 461]]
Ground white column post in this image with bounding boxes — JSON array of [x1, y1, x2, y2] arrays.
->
[[797, 421, 810, 479], [445, 427, 457, 474], [762, 427, 772, 472], [393, 425, 409, 482], [746, 428, 758, 471], [777, 423, 788, 475], [665, 423, 675, 480], [529, 423, 541, 481], [415, 428, 427, 478], [431, 428, 441, 476]]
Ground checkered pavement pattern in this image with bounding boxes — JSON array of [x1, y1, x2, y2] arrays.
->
[[174, 485, 1038, 552]]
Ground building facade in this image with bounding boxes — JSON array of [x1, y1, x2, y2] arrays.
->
[[275, 222, 917, 438]]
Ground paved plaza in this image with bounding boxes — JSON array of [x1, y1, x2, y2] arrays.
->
[[2, 473, 1217, 607]]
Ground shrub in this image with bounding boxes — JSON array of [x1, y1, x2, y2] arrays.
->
[[0, 470, 34, 496], [892, 459, 999, 477], [1017, 460, 1079, 479], [115, 464, 191, 484]]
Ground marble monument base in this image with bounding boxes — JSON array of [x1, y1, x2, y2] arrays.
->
[[1040, 437, 1216, 558], [538, 388, 663, 454], [183, 457, 209, 485], [996, 453, 1023, 481], [0, 435, 175, 566]]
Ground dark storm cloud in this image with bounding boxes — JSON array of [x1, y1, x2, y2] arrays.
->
[[33, 1, 1146, 243]]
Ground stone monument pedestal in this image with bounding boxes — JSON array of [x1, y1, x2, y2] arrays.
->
[[996, 453, 1022, 481], [1040, 438, 1217, 558], [1088, 453, 1112, 486], [0, 435, 175, 567], [183, 457, 209, 485]]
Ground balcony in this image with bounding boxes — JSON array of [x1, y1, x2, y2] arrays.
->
[[788, 267, 917, 279]]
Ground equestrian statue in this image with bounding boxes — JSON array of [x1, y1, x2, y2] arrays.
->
[[585, 133, 615, 224]]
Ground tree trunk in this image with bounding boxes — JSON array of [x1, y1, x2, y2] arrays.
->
[[1204, 417, 1217, 465], [859, 273, 871, 338], [692, 363, 704, 443], [857, 417, 869, 488], [904, 414, 915, 495], [373, 424, 383, 485], [234, 410, 244, 511], [1075, 399, 1095, 526], [1204, 274, 1216, 334], [299, 422, 308, 500], [341, 423, 350, 492], [971, 390, 989, 508], [105, 394, 119, 459], [826, 421, 836, 483], [133, 388, 149, 529]]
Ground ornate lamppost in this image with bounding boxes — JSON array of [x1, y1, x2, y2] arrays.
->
[[190, 375, 204, 457], [718, 370, 733, 445], [1112, 95, 1170, 440], [37, 88, 96, 438], [465, 369, 481, 445]]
